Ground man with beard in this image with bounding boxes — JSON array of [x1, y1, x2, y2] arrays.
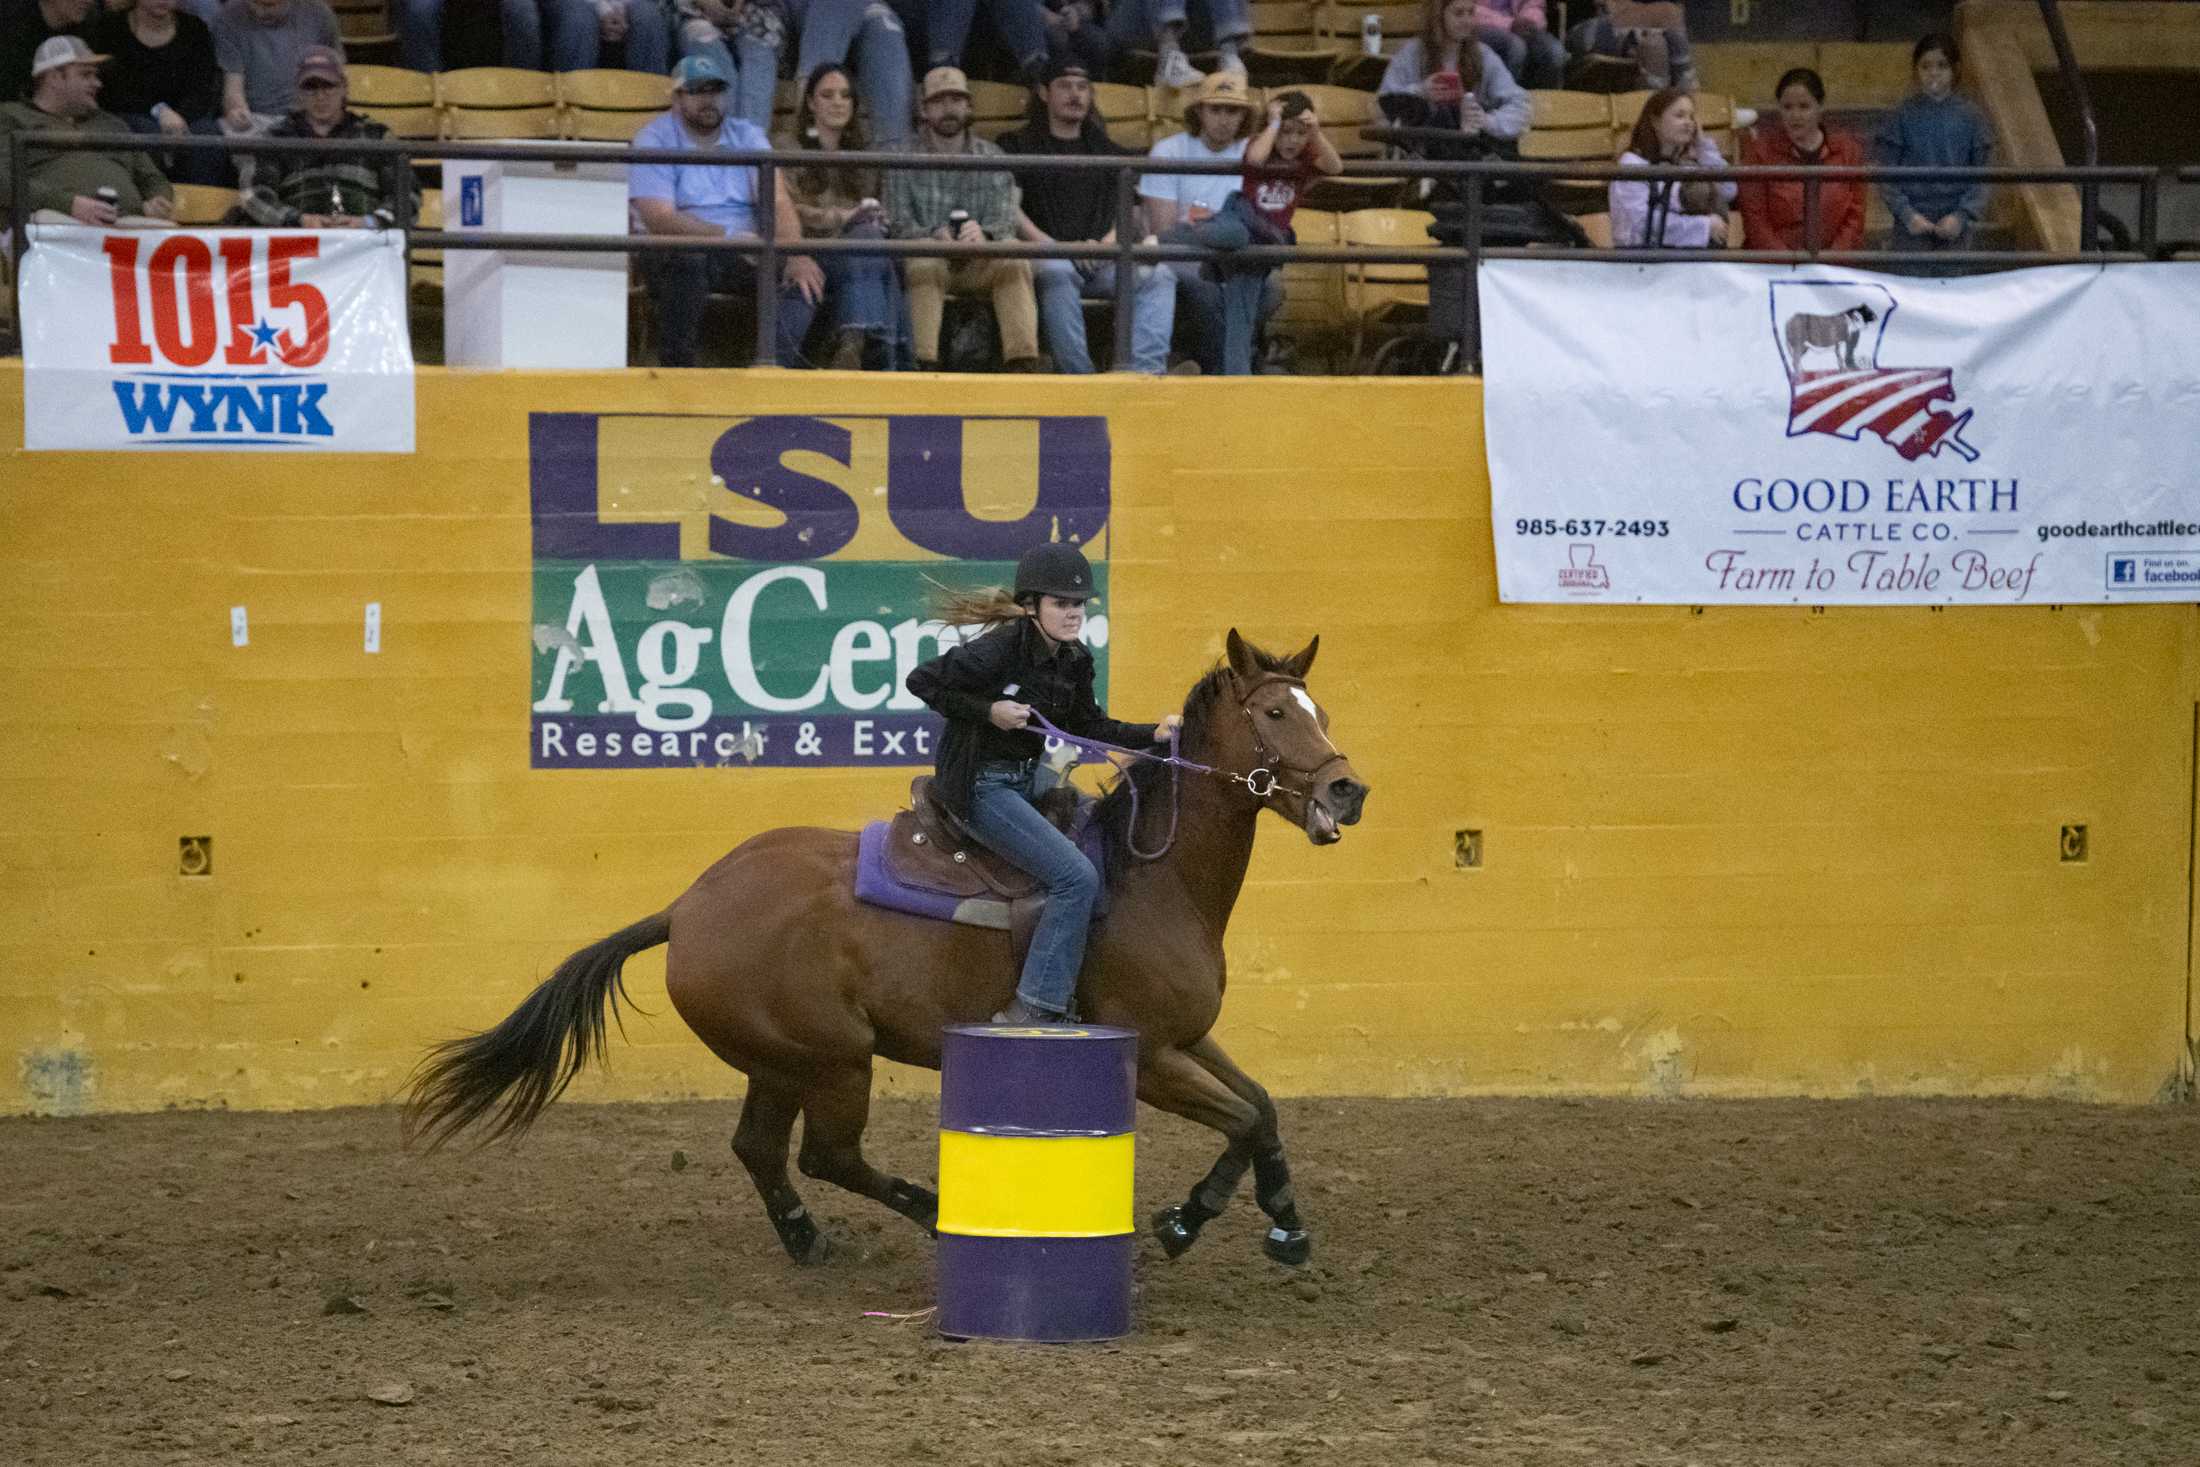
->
[[997, 55, 1172, 375], [629, 54, 826, 368], [237, 47, 410, 228], [886, 65, 1039, 372], [0, 35, 176, 236]]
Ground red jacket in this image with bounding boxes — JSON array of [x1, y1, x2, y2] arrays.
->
[[1738, 122, 1865, 252]]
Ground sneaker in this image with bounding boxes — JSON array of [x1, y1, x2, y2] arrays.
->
[[1167, 357, 1203, 376], [1155, 48, 1204, 90], [1215, 48, 1247, 77]]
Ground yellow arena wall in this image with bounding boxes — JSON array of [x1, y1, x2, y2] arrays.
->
[[3, 364, 2196, 1115]]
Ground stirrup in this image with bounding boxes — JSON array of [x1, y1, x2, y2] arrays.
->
[[991, 996, 1074, 1025]]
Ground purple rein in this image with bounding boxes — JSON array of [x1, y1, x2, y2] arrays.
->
[[1024, 712, 1206, 862]]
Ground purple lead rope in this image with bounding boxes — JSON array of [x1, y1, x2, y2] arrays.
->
[[1023, 711, 1206, 861]]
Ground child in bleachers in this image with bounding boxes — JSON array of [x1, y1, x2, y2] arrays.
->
[[1876, 32, 1992, 266], [1610, 86, 1733, 248]]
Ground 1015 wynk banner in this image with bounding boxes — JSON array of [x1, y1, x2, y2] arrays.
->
[[1480, 261, 2200, 605], [528, 411, 1112, 769]]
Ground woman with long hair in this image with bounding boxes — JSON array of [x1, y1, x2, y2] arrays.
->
[[777, 61, 905, 369], [1376, 0, 1532, 144], [1611, 86, 1735, 247], [1738, 67, 1865, 254], [905, 544, 1181, 1025]]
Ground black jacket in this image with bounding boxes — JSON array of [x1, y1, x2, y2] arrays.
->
[[904, 619, 1157, 816]]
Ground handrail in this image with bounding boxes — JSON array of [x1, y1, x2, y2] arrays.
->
[[4, 127, 2177, 373], [2035, 0, 2101, 248]]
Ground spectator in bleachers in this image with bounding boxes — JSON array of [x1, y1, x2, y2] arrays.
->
[[1193, 87, 1337, 374], [236, 46, 410, 226], [97, 0, 227, 185], [1377, 0, 1530, 147], [2, 0, 98, 103], [1738, 66, 1863, 254], [998, 54, 1174, 374], [781, 61, 905, 368], [1469, 1, 1562, 89], [630, 54, 826, 367], [1565, 0, 1693, 92], [1610, 86, 1732, 247], [400, 1, 672, 74], [674, 1, 781, 127], [0, 35, 176, 231], [887, 65, 1041, 371], [895, 0, 1048, 87], [1877, 32, 1991, 263], [1139, 67, 1266, 374], [213, 0, 341, 139], [1107, 0, 1249, 91], [1039, 1, 1107, 77], [396, 1, 527, 72], [787, 0, 914, 147]]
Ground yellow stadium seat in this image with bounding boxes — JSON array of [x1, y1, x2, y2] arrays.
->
[[1246, 1, 1342, 85], [170, 183, 238, 225], [564, 109, 651, 143], [346, 64, 433, 109], [968, 79, 1031, 127], [443, 105, 562, 140], [332, 0, 394, 46], [555, 68, 671, 112], [1528, 89, 1610, 131], [356, 103, 441, 139], [1340, 206, 1433, 368], [409, 187, 444, 311], [1092, 82, 1150, 150], [1273, 205, 1347, 357], [1290, 84, 1399, 209], [436, 67, 558, 110]]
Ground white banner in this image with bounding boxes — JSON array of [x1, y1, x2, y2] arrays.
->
[[19, 225, 414, 452], [1481, 261, 2200, 604]]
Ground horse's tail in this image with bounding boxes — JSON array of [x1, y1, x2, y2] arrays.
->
[[401, 911, 672, 1151]]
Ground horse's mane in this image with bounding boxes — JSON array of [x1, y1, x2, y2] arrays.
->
[[1091, 639, 1294, 885]]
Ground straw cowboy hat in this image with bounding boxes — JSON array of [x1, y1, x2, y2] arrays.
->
[[1182, 70, 1251, 127]]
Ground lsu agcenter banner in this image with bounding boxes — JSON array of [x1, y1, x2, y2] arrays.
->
[[1481, 261, 2200, 604], [528, 411, 1111, 769], [19, 225, 413, 452]]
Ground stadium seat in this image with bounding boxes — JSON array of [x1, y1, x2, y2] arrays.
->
[[1320, 2, 1417, 90], [332, 0, 394, 49], [356, 103, 440, 139], [564, 110, 650, 142], [1092, 81, 1151, 150], [556, 69, 671, 112], [1272, 205, 1347, 364], [409, 186, 443, 306], [1340, 206, 1432, 367], [436, 67, 558, 110], [1294, 85, 1398, 209], [170, 183, 239, 225], [346, 64, 434, 109], [444, 105, 562, 140], [1245, 1, 1342, 86], [968, 80, 1031, 130]]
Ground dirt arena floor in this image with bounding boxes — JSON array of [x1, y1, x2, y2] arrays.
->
[[5, 1095, 2198, 1466]]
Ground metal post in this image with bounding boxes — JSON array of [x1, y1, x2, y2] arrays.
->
[[1802, 174, 1821, 258], [755, 155, 779, 366], [1110, 165, 1136, 372], [2139, 169, 2160, 257], [1459, 172, 1482, 375], [8, 133, 24, 344]]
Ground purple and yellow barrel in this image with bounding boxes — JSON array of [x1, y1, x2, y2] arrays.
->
[[936, 1023, 1138, 1343]]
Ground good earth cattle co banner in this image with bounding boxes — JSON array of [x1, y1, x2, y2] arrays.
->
[[19, 225, 413, 452], [528, 411, 1111, 769], [1481, 261, 2200, 604]]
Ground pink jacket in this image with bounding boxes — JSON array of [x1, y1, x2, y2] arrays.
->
[[1474, 1, 1549, 30]]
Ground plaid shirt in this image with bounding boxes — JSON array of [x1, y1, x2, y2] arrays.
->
[[885, 131, 1020, 241]]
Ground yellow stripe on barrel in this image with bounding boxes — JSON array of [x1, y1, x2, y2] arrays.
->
[[936, 1131, 1135, 1238]]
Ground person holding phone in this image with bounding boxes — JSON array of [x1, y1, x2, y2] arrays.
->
[[780, 62, 906, 369], [1377, 0, 1530, 145]]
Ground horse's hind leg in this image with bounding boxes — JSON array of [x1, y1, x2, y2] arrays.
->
[[731, 1081, 831, 1264], [796, 1059, 939, 1238]]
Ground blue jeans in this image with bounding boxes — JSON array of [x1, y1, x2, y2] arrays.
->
[[1106, 0, 1252, 48], [893, 0, 1049, 69], [1162, 206, 1280, 375], [399, 0, 532, 71], [787, 0, 916, 145], [966, 760, 1100, 1018], [1032, 256, 1175, 374], [524, 0, 674, 71], [676, 21, 780, 129], [121, 113, 231, 187], [823, 218, 900, 336], [643, 251, 814, 368], [1475, 23, 1565, 87]]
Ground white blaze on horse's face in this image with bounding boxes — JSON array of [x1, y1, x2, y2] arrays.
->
[[1289, 687, 1339, 753]]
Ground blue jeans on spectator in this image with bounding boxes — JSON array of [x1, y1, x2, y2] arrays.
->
[[522, 0, 674, 71], [818, 217, 903, 360], [1105, 0, 1252, 50], [399, 0, 530, 71], [644, 251, 814, 368], [1566, 14, 1695, 89], [788, 0, 915, 145], [1475, 23, 1565, 87], [1032, 256, 1174, 374], [676, 22, 780, 128], [120, 113, 231, 187], [893, 0, 1048, 71], [966, 758, 1100, 1019], [1162, 200, 1280, 375]]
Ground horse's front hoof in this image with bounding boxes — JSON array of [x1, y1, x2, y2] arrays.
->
[[1262, 1226, 1311, 1266], [1150, 1204, 1200, 1260], [775, 1207, 830, 1264]]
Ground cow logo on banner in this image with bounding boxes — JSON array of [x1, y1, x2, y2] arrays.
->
[[18, 225, 415, 452], [1770, 281, 1978, 463]]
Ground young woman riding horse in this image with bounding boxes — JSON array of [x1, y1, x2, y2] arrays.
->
[[904, 543, 1183, 1025], [404, 617, 1369, 1270]]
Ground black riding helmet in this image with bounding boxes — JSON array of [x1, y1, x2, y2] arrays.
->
[[1012, 543, 1095, 602]]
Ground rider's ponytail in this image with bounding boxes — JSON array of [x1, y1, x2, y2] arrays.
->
[[925, 580, 1029, 629]]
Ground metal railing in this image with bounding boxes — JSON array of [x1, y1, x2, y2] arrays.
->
[[6, 128, 2178, 374]]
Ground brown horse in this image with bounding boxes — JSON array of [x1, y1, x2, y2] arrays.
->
[[403, 630, 1369, 1268]]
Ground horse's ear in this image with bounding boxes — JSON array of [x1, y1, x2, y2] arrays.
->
[[1285, 635, 1320, 679], [1224, 628, 1260, 680]]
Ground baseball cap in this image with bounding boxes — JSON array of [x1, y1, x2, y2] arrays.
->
[[671, 54, 731, 92], [922, 65, 971, 101], [1037, 55, 1090, 86], [295, 46, 344, 85], [31, 35, 109, 79]]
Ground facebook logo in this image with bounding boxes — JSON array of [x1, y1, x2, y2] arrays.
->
[[2110, 557, 2137, 585], [460, 175, 484, 227]]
